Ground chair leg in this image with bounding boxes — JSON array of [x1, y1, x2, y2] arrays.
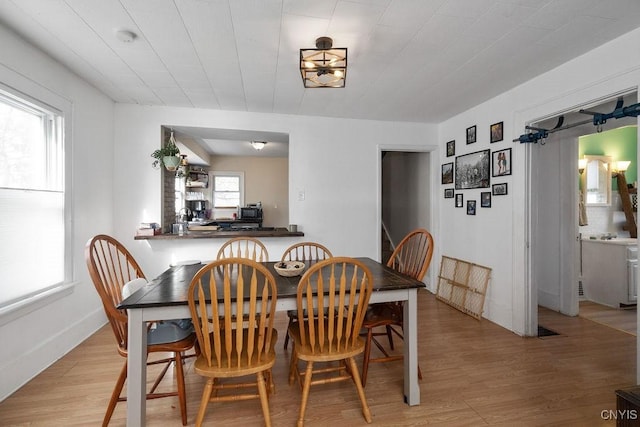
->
[[284, 317, 293, 349], [195, 378, 214, 427], [174, 352, 188, 426], [347, 357, 372, 423], [103, 361, 127, 427], [256, 371, 272, 427], [385, 325, 395, 350], [361, 327, 374, 387], [297, 361, 314, 427], [289, 344, 298, 386]]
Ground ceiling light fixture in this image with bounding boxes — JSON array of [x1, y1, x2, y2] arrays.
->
[[300, 37, 347, 88], [251, 141, 266, 151], [115, 29, 137, 43]]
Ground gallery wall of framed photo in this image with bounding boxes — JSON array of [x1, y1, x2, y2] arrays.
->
[[441, 120, 510, 215]]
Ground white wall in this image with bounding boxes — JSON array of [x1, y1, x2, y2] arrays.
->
[[0, 25, 114, 399], [113, 105, 437, 279], [439, 27, 640, 335]]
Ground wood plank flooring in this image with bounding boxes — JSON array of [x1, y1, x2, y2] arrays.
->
[[0, 290, 636, 426], [579, 300, 637, 336]]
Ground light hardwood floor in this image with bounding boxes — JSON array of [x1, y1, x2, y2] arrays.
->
[[579, 300, 637, 336], [0, 290, 635, 426]]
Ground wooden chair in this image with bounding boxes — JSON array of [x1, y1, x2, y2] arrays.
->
[[85, 234, 196, 426], [281, 242, 333, 350], [217, 237, 269, 261], [288, 257, 373, 427], [187, 258, 278, 427], [360, 228, 434, 386]]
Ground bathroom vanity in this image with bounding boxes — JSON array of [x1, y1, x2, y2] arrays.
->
[[581, 238, 638, 308]]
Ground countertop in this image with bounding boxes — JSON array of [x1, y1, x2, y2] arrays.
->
[[134, 227, 303, 240], [581, 237, 638, 246]]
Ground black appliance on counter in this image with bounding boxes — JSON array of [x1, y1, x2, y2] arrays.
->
[[239, 204, 263, 227]]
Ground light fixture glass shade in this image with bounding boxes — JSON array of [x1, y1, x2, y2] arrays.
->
[[578, 158, 587, 173], [300, 37, 347, 88], [251, 141, 266, 151], [616, 160, 631, 172]]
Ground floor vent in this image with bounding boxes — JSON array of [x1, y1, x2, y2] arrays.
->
[[578, 280, 584, 296], [538, 325, 560, 337]]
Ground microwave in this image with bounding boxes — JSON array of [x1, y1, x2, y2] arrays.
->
[[239, 206, 263, 220]]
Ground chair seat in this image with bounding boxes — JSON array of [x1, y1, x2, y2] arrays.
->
[[362, 302, 403, 327], [288, 320, 365, 361], [148, 320, 195, 345], [194, 329, 278, 378]]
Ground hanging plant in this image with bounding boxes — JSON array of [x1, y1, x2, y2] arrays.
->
[[151, 130, 181, 171]]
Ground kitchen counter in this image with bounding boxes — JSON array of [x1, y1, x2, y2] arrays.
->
[[581, 238, 637, 308], [134, 227, 303, 240]]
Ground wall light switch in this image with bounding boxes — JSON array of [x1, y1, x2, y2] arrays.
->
[[297, 190, 305, 201]]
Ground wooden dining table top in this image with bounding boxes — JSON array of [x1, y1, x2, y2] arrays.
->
[[118, 257, 425, 310]]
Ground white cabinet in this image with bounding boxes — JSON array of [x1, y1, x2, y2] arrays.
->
[[581, 239, 637, 308]]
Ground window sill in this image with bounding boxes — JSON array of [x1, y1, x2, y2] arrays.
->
[[0, 282, 76, 326]]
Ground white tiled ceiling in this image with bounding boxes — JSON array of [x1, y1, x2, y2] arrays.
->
[[1, 0, 639, 125]]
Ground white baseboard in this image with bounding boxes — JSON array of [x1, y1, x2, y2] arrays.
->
[[0, 308, 106, 401]]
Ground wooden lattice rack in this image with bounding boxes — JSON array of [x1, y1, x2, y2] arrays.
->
[[436, 256, 492, 320]]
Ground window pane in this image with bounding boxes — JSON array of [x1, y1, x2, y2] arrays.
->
[[215, 176, 239, 191], [0, 188, 64, 306], [0, 90, 65, 309], [214, 192, 240, 207], [0, 101, 48, 190]]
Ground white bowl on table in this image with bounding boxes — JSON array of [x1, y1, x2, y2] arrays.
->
[[273, 261, 306, 277]]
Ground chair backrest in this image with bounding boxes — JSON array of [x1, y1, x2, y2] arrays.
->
[[295, 257, 373, 353], [188, 258, 278, 368], [280, 242, 333, 262], [217, 237, 269, 262], [387, 228, 434, 281], [85, 234, 146, 351]]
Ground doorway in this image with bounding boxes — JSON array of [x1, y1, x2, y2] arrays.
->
[[528, 93, 638, 333], [379, 147, 435, 286]]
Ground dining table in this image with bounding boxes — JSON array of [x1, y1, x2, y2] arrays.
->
[[119, 256, 425, 426]]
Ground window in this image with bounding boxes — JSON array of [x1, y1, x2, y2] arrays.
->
[[0, 87, 68, 310], [212, 172, 244, 208]]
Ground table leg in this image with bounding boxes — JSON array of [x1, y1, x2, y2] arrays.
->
[[127, 309, 147, 426], [403, 289, 420, 405]]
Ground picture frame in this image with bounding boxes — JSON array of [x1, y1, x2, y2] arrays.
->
[[492, 183, 508, 196], [446, 140, 455, 157], [455, 149, 490, 190], [455, 193, 463, 207], [492, 147, 512, 177], [490, 121, 503, 143], [481, 191, 491, 207], [467, 200, 476, 215], [466, 125, 476, 144], [441, 162, 454, 184], [444, 188, 454, 198]]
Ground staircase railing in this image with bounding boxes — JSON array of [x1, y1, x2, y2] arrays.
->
[[381, 221, 396, 261]]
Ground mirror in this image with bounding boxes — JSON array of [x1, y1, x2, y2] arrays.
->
[[582, 155, 612, 206]]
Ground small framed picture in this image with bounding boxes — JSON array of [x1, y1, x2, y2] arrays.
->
[[441, 162, 454, 184], [466, 125, 476, 144], [467, 200, 476, 215], [446, 140, 455, 157], [492, 148, 512, 177], [444, 188, 454, 198], [492, 183, 508, 196], [490, 121, 503, 143], [481, 191, 491, 207], [455, 193, 464, 207]]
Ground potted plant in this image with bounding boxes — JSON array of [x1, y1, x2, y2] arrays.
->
[[151, 131, 181, 171]]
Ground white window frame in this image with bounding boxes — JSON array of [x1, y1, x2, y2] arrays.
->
[[211, 171, 244, 217], [0, 78, 73, 325]]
